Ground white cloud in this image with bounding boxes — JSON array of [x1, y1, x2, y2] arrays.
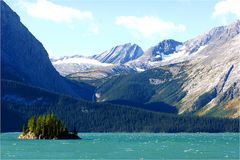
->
[[115, 16, 186, 38], [20, 0, 93, 23], [213, 0, 240, 18], [90, 25, 100, 34]]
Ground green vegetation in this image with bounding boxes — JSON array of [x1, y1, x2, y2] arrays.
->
[[96, 69, 168, 102], [96, 67, 187, 109], [2, 80, 239, 133], [21, 113, 80, 139]]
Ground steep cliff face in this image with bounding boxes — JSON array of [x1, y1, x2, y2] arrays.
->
[[181, 33, 240, 118], [1, 1, 94, 100]]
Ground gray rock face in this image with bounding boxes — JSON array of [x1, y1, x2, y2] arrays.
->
[[94, 20, 240, 118], [1, 1, 94, 100], [92, 43, 144, 64], [178, 24, 240, 117], [183, 20, 240, 54], [128, 20, 240, 70], [153, 39, 182, 55], [144, 39, 182, 62]]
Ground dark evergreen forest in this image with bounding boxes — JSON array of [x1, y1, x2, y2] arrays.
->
[[2, 80, 239, 133]]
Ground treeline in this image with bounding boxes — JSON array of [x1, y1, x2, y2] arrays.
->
[[1, 80, 239, 133], [2, 100, 239, 133]]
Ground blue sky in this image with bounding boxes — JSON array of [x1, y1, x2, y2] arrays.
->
[[5, 0, 240, 57]]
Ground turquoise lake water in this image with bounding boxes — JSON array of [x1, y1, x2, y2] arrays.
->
[[0, 132, 239, 159]]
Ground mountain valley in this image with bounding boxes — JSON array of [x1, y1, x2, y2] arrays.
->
[[1, 0, 239, 133], [51, 20, 240, 118]]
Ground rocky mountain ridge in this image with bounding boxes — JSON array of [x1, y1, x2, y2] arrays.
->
[[56, 20, 240, 118], [2, 0, 238, 118], [92, 43, 144, 64], [52, 20, 240, 79]]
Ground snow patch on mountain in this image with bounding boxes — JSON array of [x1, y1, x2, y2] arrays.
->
[[162, 49, 186, 61], [52, 56, 112, 76], [149, 78, 166, 85], [53, 56, 111, 66], [135, 67, 145, 72], [161, 44, 208, 62]]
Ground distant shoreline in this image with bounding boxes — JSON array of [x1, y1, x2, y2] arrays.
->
[[1, 131, 239, 134]]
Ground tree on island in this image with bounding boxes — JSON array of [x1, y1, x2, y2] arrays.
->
[[22, 124, 28, 134], [19, 113, 80, 139], [73, 126, 78, 136]]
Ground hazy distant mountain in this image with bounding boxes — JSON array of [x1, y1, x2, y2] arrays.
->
[[51, 55, 112, 76], [51, 55, 136, 80], [66, 64, 136, 82], [51, 44, 142, 79], [1, 1, 94, 100], [92, 43, 144, 64]]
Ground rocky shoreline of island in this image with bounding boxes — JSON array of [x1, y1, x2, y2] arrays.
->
[[18, 131, 80, 140]]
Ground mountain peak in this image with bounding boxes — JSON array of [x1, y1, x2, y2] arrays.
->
[[182, 20, 240, 54], [146, 39, 182, 61], [225, 19, 240, 33], [92, 43, 144, 64], [160, 39, 180, 43]]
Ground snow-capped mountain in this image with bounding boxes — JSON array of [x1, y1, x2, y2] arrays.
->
[[52, 20, 240, 83], [128, 20, 240, 69], [93, 20, 240, 118], [183, 19, 240, 54], [126, 39, 184, 69], [51, 54, 137, 80], [52, 55, 112, 76], [67, 65, 136, 81], [51, 43, 144, 78], [138, 39, 182, 62], [92, 43, 144, 64]]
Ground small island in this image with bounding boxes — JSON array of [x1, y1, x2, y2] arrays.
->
[[19, 113, 80, 139]]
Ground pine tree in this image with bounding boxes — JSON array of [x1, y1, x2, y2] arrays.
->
[[22, 124, 28, 134], [28, 116, 36, 133], [35, 116, 43, 136], [23, 113, 79, 139], [73, 126, 77, 135]]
